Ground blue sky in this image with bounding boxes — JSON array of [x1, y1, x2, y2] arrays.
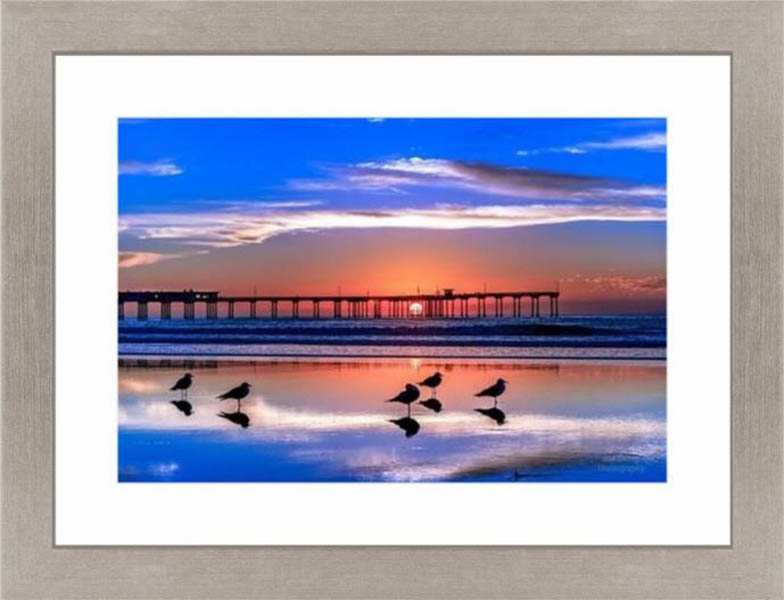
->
[[118, 118, 666, 312], [120, 117, 665, 213]]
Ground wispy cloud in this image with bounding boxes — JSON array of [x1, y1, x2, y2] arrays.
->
[[517, 132, 667, 157], [581, 132, 666, 151], [256, 200, 322, 208], [119, 160, 183, 176], [119, 156, 665, 261], [291, 157, 665, 203], [118, 251, 180, 268], [563, 273, 666, 295], [120, 202, 666, 251]]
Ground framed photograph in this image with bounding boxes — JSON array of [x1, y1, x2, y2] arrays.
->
[[2, 1, 782, 599], [114, 115, 669, 485]]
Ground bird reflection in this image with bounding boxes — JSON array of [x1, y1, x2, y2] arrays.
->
[[170, 400, 193, 416], [474, 406, 506, 425], [389, 416, 420, 438], [418, 398, 443, 413], [218, 410, 250, 428]]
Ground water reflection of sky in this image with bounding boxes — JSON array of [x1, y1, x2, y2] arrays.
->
[[119, 358, 666, 482]]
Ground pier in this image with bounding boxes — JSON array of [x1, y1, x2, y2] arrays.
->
[[118, 288, 560, 320]]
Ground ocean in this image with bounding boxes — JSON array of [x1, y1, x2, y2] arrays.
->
[[119, 314, 666, 359]]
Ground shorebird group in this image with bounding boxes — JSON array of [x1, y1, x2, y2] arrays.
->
[[385, 372, 509, 437], [168, 374, 253, 428], [165, 370, 509, 435]]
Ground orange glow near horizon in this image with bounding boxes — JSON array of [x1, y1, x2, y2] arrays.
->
[[119, 225, 666, 314]]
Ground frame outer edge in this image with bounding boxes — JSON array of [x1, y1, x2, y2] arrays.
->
[[1, 1, 783, 599]]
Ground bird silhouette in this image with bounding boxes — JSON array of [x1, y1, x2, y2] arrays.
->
[[217, 382, 252, 411], [386, 384, 420, 417], [389, 416, 420, 437], [170, 400, 193, 416], [418, 398, 443, 413], [475, 406, 506, 425], [475, 378, 508, 407], [218, 410, 250, 428], [418, 371, 443, 397], [170, 372, 193, 400]]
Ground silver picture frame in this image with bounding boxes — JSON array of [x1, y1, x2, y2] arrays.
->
[[1, 1, 782, 598]]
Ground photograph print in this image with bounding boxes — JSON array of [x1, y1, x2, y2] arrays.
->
[[118, 118, 666, 483]]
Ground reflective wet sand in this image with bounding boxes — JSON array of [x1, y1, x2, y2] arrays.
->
[[119, 357, 666, 482]]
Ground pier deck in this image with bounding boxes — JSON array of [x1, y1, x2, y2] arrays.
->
[[118, 289, 560, 320]]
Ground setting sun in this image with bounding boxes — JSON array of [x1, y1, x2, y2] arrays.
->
[[409, 302, 423, 316]]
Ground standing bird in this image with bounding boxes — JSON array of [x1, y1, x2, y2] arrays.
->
[[474, 378, 507, 407], [170, 372, 193, 401], [217, 382, 252, 411], [170, 400, 193, 416], [386, 384, 420, 417], [418, 371, 443, 397]]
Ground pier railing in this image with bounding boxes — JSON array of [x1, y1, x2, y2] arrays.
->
[[118, 289, 560, 320]]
